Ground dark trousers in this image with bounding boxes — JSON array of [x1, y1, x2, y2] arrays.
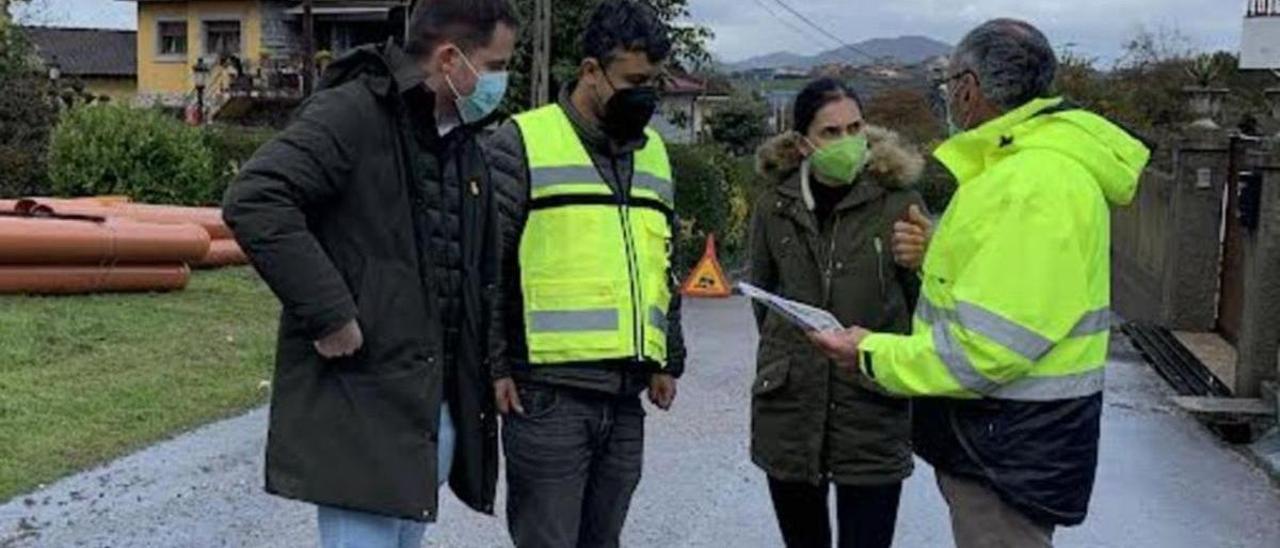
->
[[767, 477, 903, 548], [503, 383, 645, 548]]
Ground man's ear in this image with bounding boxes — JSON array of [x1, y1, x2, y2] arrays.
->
[[580, 58, 599, 82], [432, 43, 460, 74]]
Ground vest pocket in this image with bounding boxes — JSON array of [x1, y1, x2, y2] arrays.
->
[[525, 279, 627, 361]]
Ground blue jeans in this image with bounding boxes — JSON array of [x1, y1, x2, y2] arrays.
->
[[317, 403, 456, 548]]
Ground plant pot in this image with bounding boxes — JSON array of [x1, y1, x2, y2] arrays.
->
[[1183, 86, 1230, 130]]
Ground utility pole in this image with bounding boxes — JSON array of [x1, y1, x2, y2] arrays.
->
[[302, 0, 315, 96], [531, 0, 551, 107]]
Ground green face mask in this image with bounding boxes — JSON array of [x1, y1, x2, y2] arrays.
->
[[807, 134, 869, 187]]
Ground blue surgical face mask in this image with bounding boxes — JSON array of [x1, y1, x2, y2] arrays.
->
[[446, 51, 509, 125]]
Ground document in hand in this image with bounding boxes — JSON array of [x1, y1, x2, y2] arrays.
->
[[737, 282, 844, 332]]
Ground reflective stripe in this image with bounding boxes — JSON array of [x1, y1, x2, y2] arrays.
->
[[990, 368, 1105, 401], [649, 306, 668, 333], [530, 166, 672, 206], [633, 171, 674, 205], [932, 320, 1001, 394], [530, 166, 605, 189], [955, 301, 1054, 362], [1069, 308, 1112, 336], [530, 309, 618, 333], [916, 297, 944, 326]]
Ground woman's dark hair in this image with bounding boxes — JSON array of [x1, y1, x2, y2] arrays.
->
[[583, 0, 673, 67], [404, 0, 519, 55], [792, 78, 864, 136]]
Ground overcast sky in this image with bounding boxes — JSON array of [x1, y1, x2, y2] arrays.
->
[[15, 0, 1246, 63]]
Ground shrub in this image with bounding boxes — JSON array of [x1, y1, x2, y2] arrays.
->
[[48, 104, 219, 206], [203, 124, 277, 192], [670, 143, 732, 273]]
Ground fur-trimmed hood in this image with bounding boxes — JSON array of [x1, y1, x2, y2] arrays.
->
[[755, 125, 925, 189]]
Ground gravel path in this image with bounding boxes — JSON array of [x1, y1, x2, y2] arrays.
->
[[3, 298, 1279, 547]]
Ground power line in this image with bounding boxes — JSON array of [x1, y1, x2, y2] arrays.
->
[[767, 0, 879, 64], [747, 0, 831, 53]]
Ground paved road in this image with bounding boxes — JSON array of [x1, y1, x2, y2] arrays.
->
[[3, 298, 1279, 547]]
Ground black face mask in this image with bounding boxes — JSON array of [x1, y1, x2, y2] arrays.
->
[[599, 78, 659, 141]]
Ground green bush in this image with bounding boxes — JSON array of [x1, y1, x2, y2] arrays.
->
[[203, 124, 277, 192], [670, 143, 732, 273], [48, 104, 220, 206]]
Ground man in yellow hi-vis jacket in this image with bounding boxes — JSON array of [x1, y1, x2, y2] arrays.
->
[[811, 19, 1150, 548]]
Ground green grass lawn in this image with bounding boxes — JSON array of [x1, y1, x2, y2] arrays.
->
[[0, 268, 279, 502]]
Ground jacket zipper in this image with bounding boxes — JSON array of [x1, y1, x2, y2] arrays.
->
[[874, 236, 886, 297], [822, 216, 841, 307], [612, 159, 644, 363]]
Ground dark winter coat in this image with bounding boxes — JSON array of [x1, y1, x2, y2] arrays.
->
[[222, 42, 499, 522], [749, 126, 926, 486]]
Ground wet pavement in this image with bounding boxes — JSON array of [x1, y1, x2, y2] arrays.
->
[[2, 298, 1279, 547]]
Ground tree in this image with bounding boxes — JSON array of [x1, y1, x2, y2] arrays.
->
[[864, 88, 943, 147], [503, 0, 713, 111], [706, 90, 769, 157], [0, 14, 58, 198]]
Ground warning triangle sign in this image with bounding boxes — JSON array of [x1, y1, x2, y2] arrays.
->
[[680, 234, 733, 298]]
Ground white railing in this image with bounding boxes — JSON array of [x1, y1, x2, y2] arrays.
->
[[1247, 0, 1279, 17]]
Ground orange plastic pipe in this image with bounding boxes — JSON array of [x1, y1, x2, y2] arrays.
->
[[15, 198, 232, 240], [71, 196, 133, 206], [195, 239, 249, 269], [0, 216, 211, 265], [0, 264, 190, 295]]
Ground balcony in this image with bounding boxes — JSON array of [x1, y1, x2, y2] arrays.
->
[[1247, 0, 1280, 17]]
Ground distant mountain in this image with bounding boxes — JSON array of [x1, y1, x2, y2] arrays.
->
[[728, 36, 952, 71]]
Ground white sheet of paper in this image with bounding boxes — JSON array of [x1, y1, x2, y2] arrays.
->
[[738, 282, 845, 332]]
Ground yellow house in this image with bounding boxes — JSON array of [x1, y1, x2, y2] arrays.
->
[[124, 0, 412, 107], [23, 26, 139, 103]]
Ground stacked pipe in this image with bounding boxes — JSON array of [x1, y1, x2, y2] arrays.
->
[[0, 198, 248, 295]]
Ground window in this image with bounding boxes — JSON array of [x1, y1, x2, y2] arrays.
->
[[157, 21, 188, 57], [204, 20, 242, 56]]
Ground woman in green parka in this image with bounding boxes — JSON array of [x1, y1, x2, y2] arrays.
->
[[749, 78, 927, 548]]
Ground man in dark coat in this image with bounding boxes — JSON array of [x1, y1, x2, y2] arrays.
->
[[222, 1, 518, 545]]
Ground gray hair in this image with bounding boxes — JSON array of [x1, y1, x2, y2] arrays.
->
[[952, 19, 1058, 110]]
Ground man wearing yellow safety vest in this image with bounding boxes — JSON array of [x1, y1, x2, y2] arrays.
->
[[486, 2, 684, 546], [810, 19, 1151, 547]]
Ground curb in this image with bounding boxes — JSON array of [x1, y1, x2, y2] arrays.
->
[[1248, 428, 1280, 489]]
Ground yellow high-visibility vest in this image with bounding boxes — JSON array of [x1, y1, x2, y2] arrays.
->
[[513, 104, 674, 367], [860, 97, 1151, 401]]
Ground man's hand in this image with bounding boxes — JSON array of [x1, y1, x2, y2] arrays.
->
[[892, 205, 933, 271], [648, 374, 678, 411], [494, 377, 524, 415], [314, 319, 363, 359], [807, 326, 872, 370]]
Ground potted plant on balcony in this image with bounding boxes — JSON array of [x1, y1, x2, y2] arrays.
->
[[1265, 73, 1280, 137], [1183, 53, 1231, 130]]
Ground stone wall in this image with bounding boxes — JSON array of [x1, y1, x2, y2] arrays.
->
[[1112, 131, 1230, 330], [1234, 140, 1280, 397]]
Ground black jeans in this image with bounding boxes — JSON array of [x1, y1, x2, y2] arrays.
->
[[767, 477, 904, 548], [503, 383, 645, 548]]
